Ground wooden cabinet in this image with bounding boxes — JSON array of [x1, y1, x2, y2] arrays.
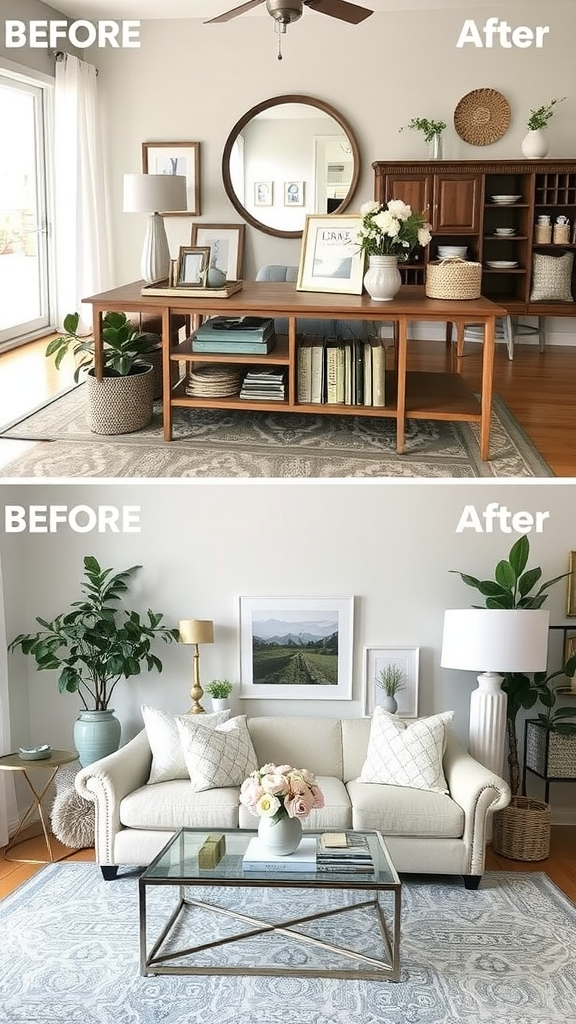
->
[[373, 159, 576, 317]]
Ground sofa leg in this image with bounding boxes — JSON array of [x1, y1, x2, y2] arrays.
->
[[100, 865, 119, 881], [463, 874, 481, 890]]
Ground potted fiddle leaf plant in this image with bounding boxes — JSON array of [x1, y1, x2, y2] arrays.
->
[[46, 311, 160, 435], [451, 535, 572, 860], [8, 555, 179, 766]]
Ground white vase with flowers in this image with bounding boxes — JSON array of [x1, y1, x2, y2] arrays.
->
[[357, 200, 432, 301], [240, 762, 325, 855]]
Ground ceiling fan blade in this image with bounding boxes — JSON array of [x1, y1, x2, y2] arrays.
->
[[205, 0, 265, 24], [305, 0, 373, 23]]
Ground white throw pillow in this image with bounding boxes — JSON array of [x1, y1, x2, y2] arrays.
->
[[142, 705, 230, 784], [359, 709, 454, 793], [175, 714, 259, 792]]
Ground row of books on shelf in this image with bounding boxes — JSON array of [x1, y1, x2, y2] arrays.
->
[[241, 832, 374, 873], [297, 336, 386, 407]]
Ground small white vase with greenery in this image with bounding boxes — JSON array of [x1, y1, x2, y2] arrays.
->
[[205, 679, 233, 711], [376, 663, 405, 714], [522, 97, 566, 158]]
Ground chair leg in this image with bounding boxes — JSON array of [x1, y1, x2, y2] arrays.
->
[[538, 316, 547, 353], [503, 315, 514, 360]]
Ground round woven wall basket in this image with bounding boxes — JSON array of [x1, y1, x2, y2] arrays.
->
[[492, 796, 551, 861], [454, 88, 511, 146], [87, 364, 154, 435]]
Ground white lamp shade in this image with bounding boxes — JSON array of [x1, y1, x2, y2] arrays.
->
[[122, 173, 187, 213], [441, 609, 550, 673]]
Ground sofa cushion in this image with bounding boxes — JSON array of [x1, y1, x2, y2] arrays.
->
[[359, 709, 453, 793], [347, 779, 464, 837], [247, 717, 344, 779], [175, 714, 258, 792], [238, 775, 352, 830], [120, 780, 240, 830], [142, 705, 230, 784]]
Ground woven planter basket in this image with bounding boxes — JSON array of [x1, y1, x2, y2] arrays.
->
[[426, 257, 482, 300], [87, 365, 154, 435], [492, 796, 551, 862]]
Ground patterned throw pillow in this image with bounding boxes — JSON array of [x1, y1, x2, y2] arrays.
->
[[359, 709, 454, 793], [175, 714, 259, 792], [530, 251, 575, 302], [142, 705, 231, 784]]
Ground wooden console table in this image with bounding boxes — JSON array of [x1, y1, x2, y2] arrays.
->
[[83, 281, 506, 460]]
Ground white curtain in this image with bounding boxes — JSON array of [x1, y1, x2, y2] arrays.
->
[[54, 54, 112, 332], [0, 555, 16, 847]]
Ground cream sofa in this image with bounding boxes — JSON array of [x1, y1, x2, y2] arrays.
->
[[76, 715, 510, 889]]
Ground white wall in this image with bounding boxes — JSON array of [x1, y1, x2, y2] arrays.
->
[[2, 479, 576, 820]]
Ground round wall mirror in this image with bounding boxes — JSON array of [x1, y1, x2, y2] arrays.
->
[[222, 94, 360, 239]]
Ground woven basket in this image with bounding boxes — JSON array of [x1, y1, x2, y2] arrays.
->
[[492, 796, 551, 861], [425, 257, 482, 300], [87, 365, 154, 435]]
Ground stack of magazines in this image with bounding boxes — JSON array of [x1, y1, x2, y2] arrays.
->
[[240, 368, 286, 401], [316, 832, 374, 873]]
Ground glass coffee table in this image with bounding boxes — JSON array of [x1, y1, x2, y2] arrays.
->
[[139, 828, 401, 981]]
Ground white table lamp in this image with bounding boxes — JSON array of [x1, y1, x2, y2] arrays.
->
[[441, 609, 550, 775], [123, 173, 187, 284]]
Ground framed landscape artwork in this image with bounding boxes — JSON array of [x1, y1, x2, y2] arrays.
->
[[297, 214, 364, 295], [190, 223, 245, 280], [239, 596, 354, 700], [363, 646, 420, 717], [142, 141, 201, 215]]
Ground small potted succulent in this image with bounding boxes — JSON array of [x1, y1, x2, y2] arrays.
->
[[376, 662, 405, 714], [204, 679, 234, 711]]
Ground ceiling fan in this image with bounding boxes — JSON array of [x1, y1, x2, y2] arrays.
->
[[206, 1, 374, 59]]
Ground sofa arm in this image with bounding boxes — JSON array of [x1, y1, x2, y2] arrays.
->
[[75, 729, 151, 864], [443, 732, 511, 875]]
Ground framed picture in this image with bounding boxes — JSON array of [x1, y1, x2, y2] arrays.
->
[[239, 596, 354, 700], [363, 646, 420, 718], [284, 181, 304, 206], [190, 223, 245, 281], [297, 214, 364, 295], [142, 141, 201, 216], [564, 631, 576, 666], [254, 181, 273, 207], [176, 246, 210, 287], [568, 552, 576, 616]]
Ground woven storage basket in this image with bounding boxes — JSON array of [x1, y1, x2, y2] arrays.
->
[[87, 365, 154, 435], [492, 796, 551, 861], [426, 257, 482, 300]]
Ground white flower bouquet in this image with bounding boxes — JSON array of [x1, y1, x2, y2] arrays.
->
[[357, 199, 432, 261], [240, 762, 325, 823]]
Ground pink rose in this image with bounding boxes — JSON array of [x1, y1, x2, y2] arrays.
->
[[312, 786, 325, 809], [239, 777, 263, 808], [285, 791, 315, 819], [262, 772, 290, 796]]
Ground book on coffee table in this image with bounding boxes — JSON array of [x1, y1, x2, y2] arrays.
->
[[242, 836, 317, 872]]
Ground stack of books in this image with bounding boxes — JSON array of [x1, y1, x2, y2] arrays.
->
[[296, 336, 386, 407], [192, 316, 276, 355], [242, 836, 317, 872], [316, 832, 374, 873], [240, 368, 286, 401]]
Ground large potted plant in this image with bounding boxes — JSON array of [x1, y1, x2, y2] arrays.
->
[[46, 311, 160, 434], [9, 555, 179, 766], [451, 536, 572, 860]]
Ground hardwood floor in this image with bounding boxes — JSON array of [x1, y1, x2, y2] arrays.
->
[[1, 825, 574, 901], [0, 333, 575, 475]]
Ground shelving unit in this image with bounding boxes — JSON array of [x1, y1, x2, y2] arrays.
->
[[373, 160, 576, 317]]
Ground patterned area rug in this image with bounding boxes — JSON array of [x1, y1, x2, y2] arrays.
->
[[0, 865, 574, 1023], [0, 385, 552, 478]]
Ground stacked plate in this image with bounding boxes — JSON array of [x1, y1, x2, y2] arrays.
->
[[186, 365, 243, 398], [437, 245, 468, 259], [485, 260, 519, 268], [494, 227, 517, 236], [490, 195, 521, 204]]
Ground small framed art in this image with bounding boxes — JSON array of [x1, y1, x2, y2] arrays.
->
[[190, 223, 245, 281], [254, 181, 273, 207], [142, 141, 201, 216], [297, 214, 364, 295], [239, 596, 354, 700], [284, 181, 304, 206], [363, 646, 420, 717], [176, 246, 210, 287]]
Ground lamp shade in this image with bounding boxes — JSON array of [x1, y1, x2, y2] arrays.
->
[[122, 173, 187, 213], [441, 609, 550, 673], [178, 619, 214, 645]]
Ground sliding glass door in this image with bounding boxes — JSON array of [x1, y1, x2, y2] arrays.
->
[[0, 72, 51, 349]]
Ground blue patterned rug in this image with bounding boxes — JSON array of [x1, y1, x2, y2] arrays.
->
[[0, 865, 574, 1023]]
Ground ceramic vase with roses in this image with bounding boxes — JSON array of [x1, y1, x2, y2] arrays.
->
[[240, 763, 325, 855], [357, 200, 432, 301]]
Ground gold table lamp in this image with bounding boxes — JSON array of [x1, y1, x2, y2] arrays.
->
[[179, 619, 214, 714]]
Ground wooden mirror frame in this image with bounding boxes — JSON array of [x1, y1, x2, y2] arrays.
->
[[222, 94, 360, 239]]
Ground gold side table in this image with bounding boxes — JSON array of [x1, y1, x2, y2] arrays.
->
[[0, 749, 78, 863]]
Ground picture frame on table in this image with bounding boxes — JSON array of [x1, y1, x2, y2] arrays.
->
[[142, 141, 201, 216], [568, 551, 576, 616], [284, 181, 304, 206], [254, 181, 273, 207], [239, 596, 354, 700], [176, 246, 210, 287], [363, 646, 420, 718], [297, 214, 364, 295], [190, 223, 245, 281]]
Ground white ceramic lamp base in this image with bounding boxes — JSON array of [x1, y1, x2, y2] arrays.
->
[[468, 671, 508, 776], [141, 212, 170, 285]]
